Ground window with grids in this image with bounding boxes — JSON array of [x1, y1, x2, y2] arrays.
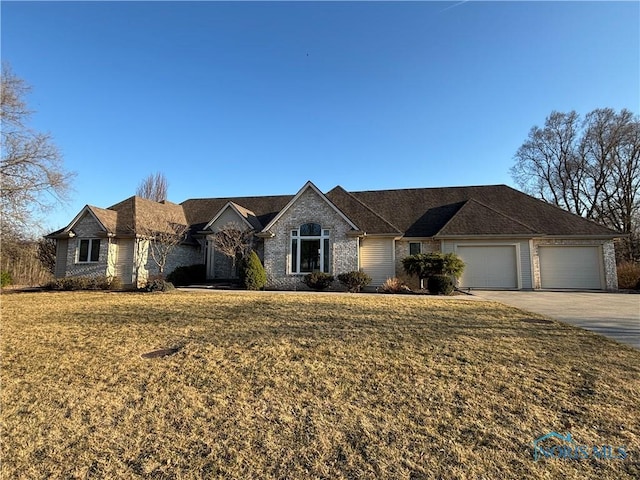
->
[[290, 223, 330, 274]]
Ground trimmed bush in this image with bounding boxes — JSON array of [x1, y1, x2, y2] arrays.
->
[[167, 264, 206, 286], [337, 271, 372, 293], [402, 252, 465, 288], [44, 276, 119, 291], [617, 261, 640, 290], [240, 251, 267, 290], [303, 272, 334, 291], [108, 276, 123, 291], [378, 277, 412, 294], [1, 271, 12, 287], [141, 279, 175, 292], [427, 274, 455, 295], [44, 277, 79, 291]]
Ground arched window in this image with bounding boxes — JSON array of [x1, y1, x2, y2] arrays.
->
[[290, 223, 330, 273]]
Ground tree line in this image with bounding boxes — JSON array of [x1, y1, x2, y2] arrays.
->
[[511, 108, 639, 262]]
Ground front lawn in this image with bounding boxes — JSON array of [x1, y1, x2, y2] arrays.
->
[[2, 291, 639, 479]]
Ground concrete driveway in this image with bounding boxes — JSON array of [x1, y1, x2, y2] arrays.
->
[[471, 291, 640, 350]]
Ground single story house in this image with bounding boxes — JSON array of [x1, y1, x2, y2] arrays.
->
[[47, 181, 620, 291]]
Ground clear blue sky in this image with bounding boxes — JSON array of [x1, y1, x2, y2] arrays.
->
[[2, 1, 639, 232]]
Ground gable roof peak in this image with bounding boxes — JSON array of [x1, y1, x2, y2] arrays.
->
[[262, 181, 359, 232], [59, 204, 114, 236], [435, 198, 541, 237], [203, 200, 262, 231]]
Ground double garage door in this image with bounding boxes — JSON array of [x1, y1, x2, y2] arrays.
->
[[456, 244, 603, 290]]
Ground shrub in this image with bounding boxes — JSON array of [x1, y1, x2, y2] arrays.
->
[[108, 276, 123, 291], [44, 275, 120, 291], [617, 261, 640, 290], [141, 279, 175, 292], [378, 277, 412, 294], [85, 276, 111, 290], [240, 251, 267, 290], [337, 271, 372, 293], [302, 272, 334, 291], [427, 274, 455, 295], [402, 252, 465, 287], [167, 264, 206, 286], [1, 271, 12, 287], [45, 277, 75, 291]]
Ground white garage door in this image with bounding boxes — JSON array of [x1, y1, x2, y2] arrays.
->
[[538, 246, 602, 290], [457, 245, 518, 289]]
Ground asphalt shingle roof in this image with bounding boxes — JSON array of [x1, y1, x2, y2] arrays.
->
[[181, 195, 293, 232], [348, 185, 618, 237], [52, 184, 620, 239]]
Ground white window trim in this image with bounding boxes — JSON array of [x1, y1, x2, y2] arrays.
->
[[290, 225, 330, 275], [77, 238, 101, 263]]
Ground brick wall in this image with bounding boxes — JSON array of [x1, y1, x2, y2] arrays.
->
[[263, 188, 359, 290], [137, 242, 202, 283], [63, 213, 109, 278]]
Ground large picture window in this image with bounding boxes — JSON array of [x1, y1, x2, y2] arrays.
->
[[290, 223, 330, 274], [78, 238, 101, 263]]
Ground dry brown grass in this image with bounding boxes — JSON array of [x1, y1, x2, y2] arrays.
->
[[1, 291, 639, 479]]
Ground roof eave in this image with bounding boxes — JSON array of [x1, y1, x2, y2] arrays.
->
[[45, 231, 73, 239], [536, 234, 623, 240], [360, 232, 403, 238], [434, 233, 544, 239]]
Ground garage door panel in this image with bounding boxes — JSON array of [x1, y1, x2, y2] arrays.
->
[[539, 246, 602, 290], [457, 245, 518, 289]]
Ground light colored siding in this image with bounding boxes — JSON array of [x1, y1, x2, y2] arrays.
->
[[360, 238, 395, 286], [55, 239, 68, 278], [115, 239, 135, 285]]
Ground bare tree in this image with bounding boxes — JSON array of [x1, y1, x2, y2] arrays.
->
[[136, 172, 169, 202], [139, 223, 189, 278], [212, 222, 254, 274], [1, 63, 74, 239], [133, 202, 189, 280], [511, 108, 640, 261], [146, 222, 189, 277], [37, 237, 56, 275]]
